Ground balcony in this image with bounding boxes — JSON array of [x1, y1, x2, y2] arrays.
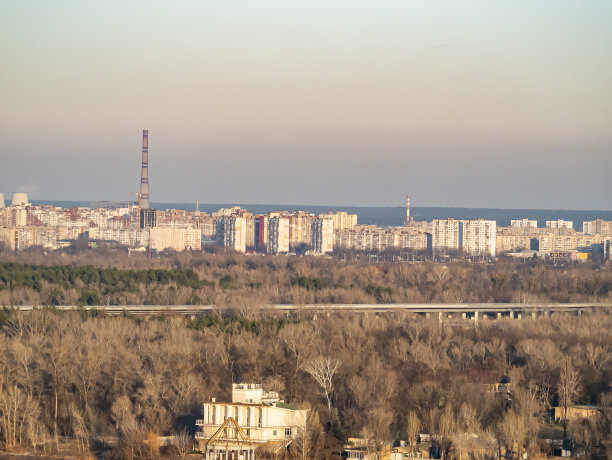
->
[[195, 419, 204, 426], [195, 432, 206, 440]]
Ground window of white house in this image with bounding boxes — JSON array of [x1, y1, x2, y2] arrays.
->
[[285, 428, 292, 438]]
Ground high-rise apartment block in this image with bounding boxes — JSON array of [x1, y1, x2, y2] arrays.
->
[[312, 217, 334, 253], [510, 219, 538, 228], [546, 219, 573, 229], [432, 219, 496, 256], [139, 208, 158, 228], [289, 211, 314, 250], [461, 219, 496, 257], [267, 217, 290, 254], [323, 211, 357, 230], [431, 219, 461, 251], [216, 216, 247, 253], [583, 219, 612, 236]]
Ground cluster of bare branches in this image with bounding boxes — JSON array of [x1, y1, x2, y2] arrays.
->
[[0, 306, 611, 458]]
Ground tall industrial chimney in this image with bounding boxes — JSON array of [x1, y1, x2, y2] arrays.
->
[[406, 194, 410, 225], [139, 130, 150, 209]]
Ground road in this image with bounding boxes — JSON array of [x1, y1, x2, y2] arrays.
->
[[9, 303, 612, 316]]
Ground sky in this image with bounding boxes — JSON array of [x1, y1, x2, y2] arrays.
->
[[1, 1, 611, 209]]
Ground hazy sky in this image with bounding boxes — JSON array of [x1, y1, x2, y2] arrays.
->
[[1, 1, 611, 209]]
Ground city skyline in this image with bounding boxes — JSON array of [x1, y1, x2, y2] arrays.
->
[[1, 1, 611, 209]]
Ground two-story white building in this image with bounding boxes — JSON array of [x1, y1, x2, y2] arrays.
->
[[196, 383, 309, 459]]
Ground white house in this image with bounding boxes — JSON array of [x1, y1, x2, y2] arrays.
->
[[196, 383, 309, 459]]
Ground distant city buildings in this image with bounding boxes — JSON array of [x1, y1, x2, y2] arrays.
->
[[0, 190, 610, 262]]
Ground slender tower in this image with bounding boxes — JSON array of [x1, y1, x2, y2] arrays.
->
[[139, 130, 150, 209], [406, 194, 410, 225]]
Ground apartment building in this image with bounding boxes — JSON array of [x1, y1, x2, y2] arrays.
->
[[432, 219, 496, 256], [149, 227, 202, 251], [431, 219, 461, 251], [323, 211, 357, 230], [546, 219, 573, 229], [461, 219, 496, 257], [496, 234, 533, 254], [267, 217, 290, 254], [216, 216, 247, 253], [335, 225, 428, 252], [312, 216, 334, 253], [510, 219, 538, 228], [289, 211, 314, 249], [583, 219, 612, 236]]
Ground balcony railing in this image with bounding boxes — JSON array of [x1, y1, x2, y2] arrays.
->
[[195, 419, 204, 426], [195, 432, 205, 440]]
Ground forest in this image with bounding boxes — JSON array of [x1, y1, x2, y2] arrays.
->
[[0, 306, 611, 459], [0, 251, 611, 307]]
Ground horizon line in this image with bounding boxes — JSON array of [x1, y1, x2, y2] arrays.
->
[[29, 199, 612, 213]]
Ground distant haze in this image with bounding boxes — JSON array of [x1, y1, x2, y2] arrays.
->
[[1, 1, 611, 209]]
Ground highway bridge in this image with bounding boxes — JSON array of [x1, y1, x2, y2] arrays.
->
[[9, 302, 612, 319]]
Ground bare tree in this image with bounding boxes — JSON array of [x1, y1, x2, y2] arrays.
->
[[404, 411, 421, 455], [291, 406, 322, 460], [558, 357, 581, 440], [302, 357, 340, 412]]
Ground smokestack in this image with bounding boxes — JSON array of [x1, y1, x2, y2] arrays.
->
[[406, 194, 410, 224], [139, 130, 150, 209]]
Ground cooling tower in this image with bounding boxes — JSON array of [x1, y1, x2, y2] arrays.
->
[[11, 192, 29, 206], [0, 193, 5, 209]]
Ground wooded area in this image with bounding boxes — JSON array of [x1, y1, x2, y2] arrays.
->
[[0, 306, 611, 459], [0, 252, 611, 306]]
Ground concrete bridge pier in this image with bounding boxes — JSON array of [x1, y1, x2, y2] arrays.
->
[[497, 312, 502, 319]]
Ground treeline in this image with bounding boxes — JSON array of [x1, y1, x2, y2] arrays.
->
[[0, 253, 611, 307], [0, 308, 611, 459]]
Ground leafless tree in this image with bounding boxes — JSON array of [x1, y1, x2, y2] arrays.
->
[[558, 357, 581, 440], [302, 357, 340, 412], [404, 411, 421, 455]]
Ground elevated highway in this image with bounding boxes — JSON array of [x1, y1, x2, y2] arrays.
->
[[10, 302, 612, 317]]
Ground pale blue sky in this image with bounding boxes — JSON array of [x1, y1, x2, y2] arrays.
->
[[1, 1, 611, 208]]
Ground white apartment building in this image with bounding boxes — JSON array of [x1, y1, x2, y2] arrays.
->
[[583, 219, 612, 236], [510, 219, 538, 228], [324, 211, 357, 230], [267, 217, 290, 254], [546, 219, 573, 229], [335, 225, 428, 252], [216, 216, 247, 253], [289, 211, 314, 249], [431, 219, 461, 251], [461, 219, 496, 257], [312, 217, 334, 253], [432, 219, 496, 256], [196, 384, 309, 459], [149, 227, 202, 252]]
